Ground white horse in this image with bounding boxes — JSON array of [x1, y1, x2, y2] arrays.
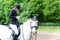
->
[[0, 18, 38, 40]]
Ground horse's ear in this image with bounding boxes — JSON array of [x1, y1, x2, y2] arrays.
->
[[35, 14, 39, 19], [30, 13, 33, 18]]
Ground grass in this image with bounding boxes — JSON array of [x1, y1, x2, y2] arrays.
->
[[37, 26, 60, 33], [39, 22, 60, 26]]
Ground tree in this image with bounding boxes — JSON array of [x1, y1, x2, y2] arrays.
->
[[0, 0, 59, 24]]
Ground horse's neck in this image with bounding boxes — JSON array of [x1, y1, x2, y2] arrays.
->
[[24, 19, 31, 24], [22, 19, 31, 28]]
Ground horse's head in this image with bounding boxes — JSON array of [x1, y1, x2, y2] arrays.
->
[[21, 16, 38, 29], [30, 16, 38, 28], [31, 16, 37, 21]]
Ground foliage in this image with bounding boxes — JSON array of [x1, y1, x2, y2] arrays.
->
[[0, 0, 59, 25]]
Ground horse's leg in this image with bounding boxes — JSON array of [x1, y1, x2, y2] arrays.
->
[[31, 32, 33, 40], [32, 33, 34, 40], [35, 31, 37, 40], [32, 30, 37, 40], [31, 33, 35, 40]]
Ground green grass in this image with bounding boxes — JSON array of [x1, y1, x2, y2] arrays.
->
[[39, 22, 60, 26], [37, 26, 60, 32]]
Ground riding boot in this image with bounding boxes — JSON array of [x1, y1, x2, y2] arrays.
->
[[17, 27, 20, 37], [12, 31, 15, 37], [13, 34, 18, 40]]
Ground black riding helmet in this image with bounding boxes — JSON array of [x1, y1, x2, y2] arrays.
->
[[14, 4, 20, 10]]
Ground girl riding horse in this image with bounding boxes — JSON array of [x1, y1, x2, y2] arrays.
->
[[9, 4, 20, 40]]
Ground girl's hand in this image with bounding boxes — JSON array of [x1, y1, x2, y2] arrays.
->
[[16, 16, 20, 19]]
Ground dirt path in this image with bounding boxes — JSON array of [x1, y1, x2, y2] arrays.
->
[[1, 32, 60, 40], [36, 32, 60, 40]]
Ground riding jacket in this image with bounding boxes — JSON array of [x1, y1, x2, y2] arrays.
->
[[9, 9, 19, 27]]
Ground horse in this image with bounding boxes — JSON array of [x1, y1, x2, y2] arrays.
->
[[0, 17, 38, 40], [30, 16, 38, 40]]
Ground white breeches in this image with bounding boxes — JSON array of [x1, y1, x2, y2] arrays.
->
[[9, 24, 18, 35]]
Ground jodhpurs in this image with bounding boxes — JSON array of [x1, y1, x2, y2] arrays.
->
[[9, 24, 19, 35]]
